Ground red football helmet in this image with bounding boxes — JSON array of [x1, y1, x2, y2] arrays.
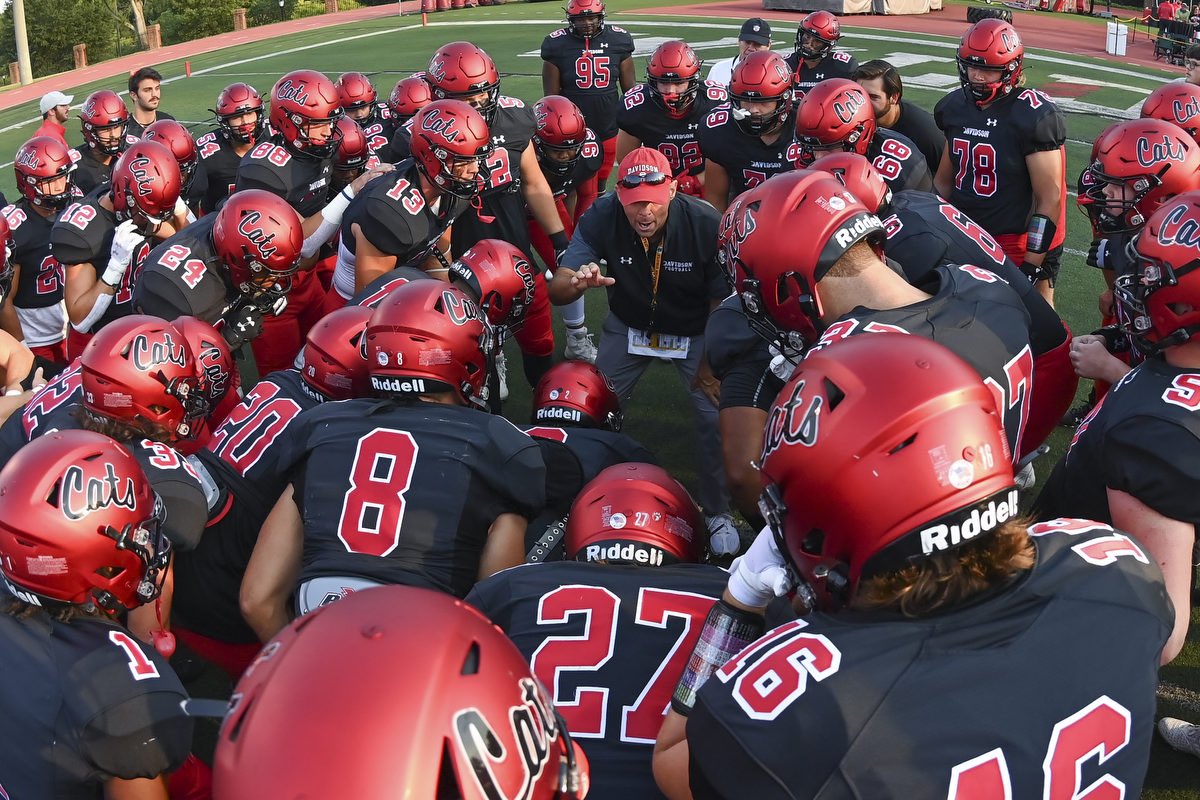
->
[[449, 239, 537, 331], [141, 119, 199, 192], [795, 10, 843, 60], [0, 430, 169, 612], [80, 315, 207, 442], [110, 140, 183, 233], [1142, 82, 1200, 145], [213, 82, 265, 145], [534, 95, 588, 178], [729, 50, 795, 137], [1082, 119, 1200, 234], [647, 40, 703, 120], [388, 75, 434, 122], [80, 89, 129, 156], [269, 69, 344, 159], [335, 71, 379, 124], [566, 462, 702, 564], [334, 116, 371, 175], [172, 316, 238, 412], [794, 78, 877, 165], [212, 188, 304, 296], [718, 169, 885, 349], [809, 152, 892, 214], [13, 135, 76, 210], [426, 42, 502, 125], [214, 586, 589, 799], [532, 361, 622, 430], [957, 18, 1024, 106], [566, 0, 605, 38], [364, 281, 494, 408], [299, 305, 372, 401], [759, 334, 1015, 611], [0, 214, 12, 300], [1118, 190, 1200, 354], [410, 99, 492, 199]]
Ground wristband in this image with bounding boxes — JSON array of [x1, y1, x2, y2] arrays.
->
[[1026, 214, 1056, 255], [323, 187, 355, 223], [549, 230, 570, 253], [671, 599, 765, 715], [74, 291, 113, 333]]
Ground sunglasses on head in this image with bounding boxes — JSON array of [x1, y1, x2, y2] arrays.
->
[[619, 170, 669, 189]]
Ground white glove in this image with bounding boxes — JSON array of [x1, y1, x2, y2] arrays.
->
[[768, 342, 801, 382], [102, 220, 141, 287], [727, 525, 795, 608], [174, 196, 196, 224]]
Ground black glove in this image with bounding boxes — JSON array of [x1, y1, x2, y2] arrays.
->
[[221, 302, 264, 349], [1086, 238, 1109, 270], [550, 230, 570, 269], [1019, 260, 1051, 284]]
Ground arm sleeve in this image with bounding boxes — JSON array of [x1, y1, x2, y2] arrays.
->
[[132, 269, 196, 321], [687, 694, 797, 800], [534, 437, 585, 517], [1022, 105, 1068, 154], [488, 416, 548, 519], [154, 472, 209, 552], [1102, 418, 1200, 524], [80, 691, 193, 781]]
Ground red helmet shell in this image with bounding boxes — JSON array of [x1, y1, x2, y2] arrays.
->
[[760, 334, 1015, 611], [214, 82, 265, 144], [808, 152, 892, 214], [647, 40, 703, 120], [171, 316, 238, 411], [14, 135, 76, 210], [214, 585, 588, 799], [334, 116, 371, 173], [270, 70, 344, 158], [794, 78, 877, 164], [212, 189, 304, 294], [565, 462, 703, 564], [388, 75, 434, 121], [449, 239, 537, 330], [1121, 190, 1200, 353], [957, 18, 1024, 106], [532, 361, 622, 430], [1086, 118, 1200, 234], [299, 305, 372, 400], [410, 99, 492, 199], [534, 95, 587, 177], [427, 42, 501, 125], [566, 0, 606, 38], [141, 119, 198, 190], [80, 90, 130, 155], [1142, 82, 1200, 144], [335, 71, 378, 116], [729, 50, 795, 136], [110, 140, 182, 227], [795, 10, 843, 59]]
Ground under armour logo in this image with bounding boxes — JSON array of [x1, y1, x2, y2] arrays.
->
[[619, 257, 633, 264], [986, 119, 998, 126], [493, 134, 506, 144]]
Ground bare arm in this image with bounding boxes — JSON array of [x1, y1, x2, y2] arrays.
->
[[477, 512, 527, 580], [520, 142, 567, 240], [351, 223, 399, 293], [104, 776, 169, 800], [702, 159, 730, 214], [719, 406, 768, 525], [548, 262, 614, 305], [0, 329, 34, 393], [653, 710, 694, 800], [1023, 146, 1066, 264], [241, 484, 304, 642], [64, 262, 114, 328], [615, 130, 642, 166], [619, 56, 636, 92], [543, 61, 562, 96], [933, 142, 953, 197]]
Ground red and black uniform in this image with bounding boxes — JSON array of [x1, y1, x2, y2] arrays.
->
[[698, 106, 799, 203], [359, 103, 397, 161], [71, 135, 137, 196], [0, 607, 192, 799], [133, 215, 233, 324], [809, 263, 1034, 461], [785, 49, 859, 99], [618, 80, 729, 191], [275, 397, 547, 598], [528, 127, 603, 271], [349, 265, 433, 308], [706, 294, 781, 413], [195, 130, 244, 214], [0, 361, 83, 466], [3, 199, 68, 362], [541, 23, 636, 183], [686, 521, 1171, 799], [468, 561, 727, 800], [934, 86, 1067, 268], [866, 129, 932, 194]]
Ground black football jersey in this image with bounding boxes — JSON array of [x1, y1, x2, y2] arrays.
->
[[883, 191, 1066, 357], [0, 611, 191, 799], [810, 263, 1033, 460], [195, 129, 244, 213], [349, 265, 434, 308], [866, 128, 932, 194], [235, 133, 333, 218], [541, 25, 636, 139], [51, 191, 152, 332], [360, 104, 396, 160], [698, 106, 800, 202], [1039, 358, 1200, 526], [687, 521, 1171, 800], [521, 424, 655, 480], [706, 294, 782, 412], [618, 81, 729, 178], [786, 50, 860, 99], [340, 161, 466, 262], [467, 561, 727, 800], [455, 98, 539, 255], [276, 397, 547, 597], [545, 127, 604, 198], [0, 361, 82, 469], [134, 214, 232, 324], [72, 146, 115, 196], [2, 200, 64, 309], [934, 87, 1067, 237]]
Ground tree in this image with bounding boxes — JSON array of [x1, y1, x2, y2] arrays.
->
[[0, 0, 117, 78], [154, 0, 241, 44]]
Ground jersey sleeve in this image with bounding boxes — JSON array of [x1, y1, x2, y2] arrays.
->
[[886, 228, 949, 284], [357, 197, 423, 256], [50, 222, 102, 268], [688, 695, 795, 800], [389, 125, 412, 161], [1019, 96, 1067, 154], [540, 33, 560, 62], [80, 690, 192, 781], [485, 414, 548, 519], [1101, 417, 1200, 524], [234, 159, 290, 197], [133, 268, 199, 321]]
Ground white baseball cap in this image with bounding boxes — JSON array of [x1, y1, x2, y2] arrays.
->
[[39, 91, 74, 115]]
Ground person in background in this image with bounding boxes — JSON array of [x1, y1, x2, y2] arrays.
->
[[34, 90, 73, 147], [853, 59, 946, 171], [706, 18, 773, 86], [125, 67, 175, 138]]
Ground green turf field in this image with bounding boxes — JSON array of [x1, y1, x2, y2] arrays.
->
[[17, 4, 1200, 794]]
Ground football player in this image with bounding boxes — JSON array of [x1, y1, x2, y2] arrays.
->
[[541, 0, 636, 190], [1038, 191, 1200, 665], [142, 118, 208, 215], [335, 71, 395, 156], [935, 19, 1067, 303], [654, 334, 1171, 799], [197, 82, 265, 213], [54, 139, 186, 357], [5, 135, 77, 363], [213, 586, 589, 798], [387, 74, 434, 127], [330, 116, 378, 196], [134, 188, 304, 353], [793, 78, 932, 193], [0, 430, 194, 800], [468, 463, 726, 799], [784, 10, 859, 99], [73, 89, 136, 194], [239, 281, 547, 641], [699, 50, 798, 213], [1141, 80, 1200, 144], [721, 170, 1034, 461], [616, 40, 729, 199]]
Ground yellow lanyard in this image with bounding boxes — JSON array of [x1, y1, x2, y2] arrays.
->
[[643, 236, 665, 317]]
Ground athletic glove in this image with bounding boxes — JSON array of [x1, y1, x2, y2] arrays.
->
[[102, 220, 141, 288], [221, 302, 264, 349], [727, 526, 796, 609]]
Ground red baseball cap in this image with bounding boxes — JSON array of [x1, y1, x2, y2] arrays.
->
[[616, 147, 674, 206]]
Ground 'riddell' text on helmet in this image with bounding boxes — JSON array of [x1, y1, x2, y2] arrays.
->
[[919, 489, 1019, 555]]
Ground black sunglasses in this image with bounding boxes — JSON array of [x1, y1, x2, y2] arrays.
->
[[619, 170, 669, 189]]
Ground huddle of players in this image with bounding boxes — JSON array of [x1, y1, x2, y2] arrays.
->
[[0, 11, 1190, 800]]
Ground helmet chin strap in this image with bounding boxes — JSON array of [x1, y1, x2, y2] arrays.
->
[[151, 595, 176, 658]]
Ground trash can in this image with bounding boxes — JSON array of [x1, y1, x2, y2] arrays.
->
[[1106, 21, 1129, 55]]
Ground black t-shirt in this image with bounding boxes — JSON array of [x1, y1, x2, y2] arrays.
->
[[934, 87, 1067, 238], [134, 214, 232, 324], [235, 133, 333, 218], [618, 81, 729, 178], [276, 397, 547, 597], [3, 199, 64, 310], [890, 99, 947, 175], [785, 50, 859, 99], [124, 110, 177, 140], [706, 294, 782, 412], [562, 192, 727, 336], [195, 129, 244, 214], [467, 560, 727, 800], [687, 522, 1171, 799], [698, 105, 799, 203], [541, 24, 636, 139], [72, 146, 115, 196], [0, 610, 191, 799]]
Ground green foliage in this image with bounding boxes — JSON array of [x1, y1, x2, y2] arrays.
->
[[155, 0, 243, 44], [0, 0, 121, 79], [248, 0, 299, 26]]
